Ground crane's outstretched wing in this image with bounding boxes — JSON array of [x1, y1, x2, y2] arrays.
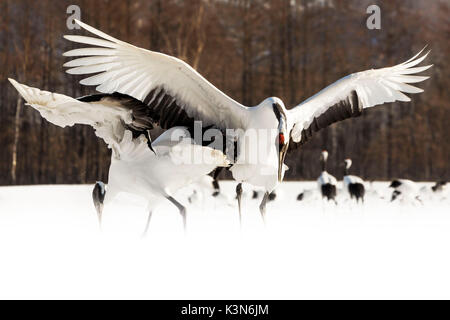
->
[[8, 78, 154, 153], [288, 49, 432, 145], [63, 20, 248, 131]]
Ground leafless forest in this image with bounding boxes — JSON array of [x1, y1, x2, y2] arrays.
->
[[0, 0, 448, 185]]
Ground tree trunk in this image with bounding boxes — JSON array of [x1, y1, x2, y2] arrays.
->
[[11, 96, 22, 184]]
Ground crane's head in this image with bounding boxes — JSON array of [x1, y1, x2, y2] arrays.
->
[[344, 158, 352, 169], [270, 98, 289, 182], [320, 150, 329, 172]]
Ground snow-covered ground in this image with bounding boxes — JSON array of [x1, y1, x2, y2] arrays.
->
[[0, 181, 449, 299]]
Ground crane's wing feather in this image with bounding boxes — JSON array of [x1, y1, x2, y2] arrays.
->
[[63, 20, 248, 132], [8, 78, 154, 152], [289, 49, 432, 145]]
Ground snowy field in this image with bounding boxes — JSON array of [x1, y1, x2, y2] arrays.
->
[[0, 180, 449, 300]]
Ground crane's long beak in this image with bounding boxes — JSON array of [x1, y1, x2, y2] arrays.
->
[[278, 142, 288, 182]]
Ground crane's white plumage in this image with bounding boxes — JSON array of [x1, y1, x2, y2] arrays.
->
[[64, 20, 431, 146], [64, 20, 248, 131], [342, 158, 365, 202], [318, 171, 338, 186], [343, 175, 364, 186], [317, 151, 337, 186], [8, 79, 229, 230], [343, 158, 364, 187], [11, 21, 430, 220], [390, 179, 422, 204], [391, 179, 419, 193], [8, 78, 134, 153], [43, 20, 430, 219], [289, 48, 432, 144], [106, 127, 229, 202], [316, 150, 338, 203]]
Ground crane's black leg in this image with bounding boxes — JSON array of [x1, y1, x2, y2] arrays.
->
[[212, 167, 223, 197], [166, 196, 187, 231], [144, 130, 156, 155], [236, 183, 243, 225], [141, 211, 153, 238], [213, 167, 223, 181], [95, 204, 103, 230], [92, 181, 106, 231], [259, 191, 269, 223]]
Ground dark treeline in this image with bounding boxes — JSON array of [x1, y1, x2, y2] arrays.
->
[[0, 0, 448, 185]]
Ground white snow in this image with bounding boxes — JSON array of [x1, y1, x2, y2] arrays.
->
[[0, 181, 449, 299]]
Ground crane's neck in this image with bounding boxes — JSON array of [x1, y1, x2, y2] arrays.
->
[[344, 167, 349, 176], [321, 159, 327, 172]]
